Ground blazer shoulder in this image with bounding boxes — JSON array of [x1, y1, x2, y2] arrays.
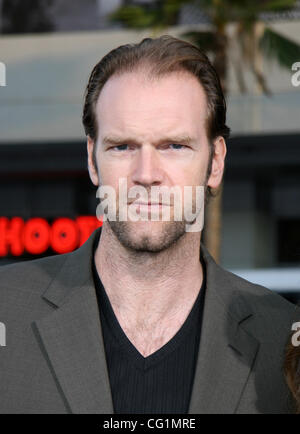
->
[[202, 243, 294, 312], [219, 265, 298, 322], [0, 252, 69, 297]]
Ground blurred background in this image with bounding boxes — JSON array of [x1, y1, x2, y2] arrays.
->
[[0, 0, 299, 301]]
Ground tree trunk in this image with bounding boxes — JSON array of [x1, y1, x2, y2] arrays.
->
[[204, 183, 224, 262]]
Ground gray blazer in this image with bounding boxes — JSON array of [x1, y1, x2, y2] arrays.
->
[[0, 226, 298, 414]]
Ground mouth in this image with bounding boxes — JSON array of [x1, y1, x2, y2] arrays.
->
[[126, 201, 173, 221], [132, 202, 163, 206], [129, 201, 172, 208]]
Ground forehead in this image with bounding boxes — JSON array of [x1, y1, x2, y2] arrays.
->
[[95, 70, 208, 142]]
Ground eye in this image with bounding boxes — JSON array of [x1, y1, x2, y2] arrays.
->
[[169, 143, 186, 150], [111, 144, 129, 151]]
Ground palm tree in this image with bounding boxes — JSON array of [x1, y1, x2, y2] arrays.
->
[[109, 0, 300, 262], [109, 0, 192, 36]]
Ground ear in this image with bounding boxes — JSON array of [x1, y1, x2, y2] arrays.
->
[[87, 135, 99, 186], [207, 136, 227, 189]]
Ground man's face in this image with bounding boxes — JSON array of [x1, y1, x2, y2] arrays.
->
[[87, 69, 226, 252]]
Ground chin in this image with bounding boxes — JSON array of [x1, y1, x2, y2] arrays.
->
[[108, 220, 186, 253]]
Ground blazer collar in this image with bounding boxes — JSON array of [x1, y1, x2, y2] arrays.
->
[[34, 226, 259, 414], [40, 226, 100, 308]]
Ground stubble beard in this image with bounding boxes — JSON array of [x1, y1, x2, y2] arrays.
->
[[107, 218, 187, 253]]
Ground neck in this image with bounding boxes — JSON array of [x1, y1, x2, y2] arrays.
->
[[94, 223, 203, 328]]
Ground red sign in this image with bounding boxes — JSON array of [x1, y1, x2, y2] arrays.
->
[[0, 216, 103, 257]]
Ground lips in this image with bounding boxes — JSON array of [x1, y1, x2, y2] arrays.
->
[[133, 202, 163, 206]]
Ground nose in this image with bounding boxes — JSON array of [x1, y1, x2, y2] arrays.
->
[[131, 145, 164, 187]]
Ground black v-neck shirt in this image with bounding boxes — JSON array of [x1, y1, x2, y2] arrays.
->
[[92, 232, 206, 414]]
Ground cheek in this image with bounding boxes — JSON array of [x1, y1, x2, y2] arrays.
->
[[181, 144, 210, 183], [179, 161, 208, 186], [98, 163, 131, 194]]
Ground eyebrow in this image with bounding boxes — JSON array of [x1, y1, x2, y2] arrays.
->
[[102, 134, 194, 147]]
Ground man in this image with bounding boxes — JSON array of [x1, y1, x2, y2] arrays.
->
[[0, 35, 297, 414]]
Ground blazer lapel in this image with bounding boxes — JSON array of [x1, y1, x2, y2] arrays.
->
[[33, 227, 114, 414], [188, 245, 260, 414]]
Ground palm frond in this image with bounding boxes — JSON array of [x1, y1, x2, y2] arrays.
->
[[260, 27, 300, 70], [257, 0, 297, 13], [108, 6, 158, 29], [180, 30, 217, 53], [108, 0, 191, 30]]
